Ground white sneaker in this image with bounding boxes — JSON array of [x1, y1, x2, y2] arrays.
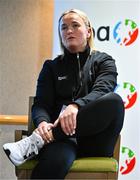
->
[[3, 132, 44, 166]]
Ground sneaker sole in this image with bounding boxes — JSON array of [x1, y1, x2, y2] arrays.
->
[[3, 147, 17, 166]]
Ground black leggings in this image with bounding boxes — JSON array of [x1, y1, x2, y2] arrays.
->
[[31, 92, 124, 179]]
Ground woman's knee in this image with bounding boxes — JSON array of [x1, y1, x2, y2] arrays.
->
[[101, 92, 124, 114], [103, 93, 125, 133]]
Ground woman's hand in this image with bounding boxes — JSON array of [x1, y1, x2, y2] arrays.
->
[[35, 121, 54, 143], [57, 104, 78, 136]]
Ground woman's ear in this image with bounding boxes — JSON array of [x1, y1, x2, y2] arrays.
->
[[87, 27, 91, 38]]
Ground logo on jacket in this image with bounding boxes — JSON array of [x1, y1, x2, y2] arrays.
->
[[58, 76, 67, 80]]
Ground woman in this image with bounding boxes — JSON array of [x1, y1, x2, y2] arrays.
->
[[3, 9, 124, 179]]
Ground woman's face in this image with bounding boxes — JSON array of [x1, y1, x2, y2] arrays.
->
[[59, 13, 91, 53]]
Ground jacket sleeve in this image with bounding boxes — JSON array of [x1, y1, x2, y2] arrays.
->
[[32, 60, 55, 127], [74, 52, 118, 107]]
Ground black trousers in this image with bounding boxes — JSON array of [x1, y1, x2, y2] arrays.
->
[[31, 92, 124, 179]]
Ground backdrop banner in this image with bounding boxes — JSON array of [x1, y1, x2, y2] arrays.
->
[[53, 1, 140, 179]]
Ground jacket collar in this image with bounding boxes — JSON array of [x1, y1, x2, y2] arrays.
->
[[63, 45, 90, 67]]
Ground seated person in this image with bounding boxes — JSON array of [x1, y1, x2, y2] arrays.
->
[[3, 9, 124, 179]]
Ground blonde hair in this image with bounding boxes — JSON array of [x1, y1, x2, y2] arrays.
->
[[58, 9, 94, 53]]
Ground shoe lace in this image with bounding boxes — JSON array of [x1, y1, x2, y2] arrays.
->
[[17, 137, 38, 159]]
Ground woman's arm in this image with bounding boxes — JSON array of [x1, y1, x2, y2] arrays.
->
[[32, 60, 55, 127], [74, 53, 118, 107]]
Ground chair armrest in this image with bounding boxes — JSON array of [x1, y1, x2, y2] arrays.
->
[[15, 130, 28, 142]]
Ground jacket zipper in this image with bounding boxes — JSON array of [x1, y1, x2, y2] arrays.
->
[[77, 53, 82, 87], [72, 54, 83, 101]]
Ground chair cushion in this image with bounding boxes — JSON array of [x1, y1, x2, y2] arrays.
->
[[17, 157, 118, 172], [17, 159, 38, 170], [69, 157, 118, 172]]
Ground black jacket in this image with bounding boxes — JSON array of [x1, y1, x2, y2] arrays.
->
[[32, 48, 118, 127]]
